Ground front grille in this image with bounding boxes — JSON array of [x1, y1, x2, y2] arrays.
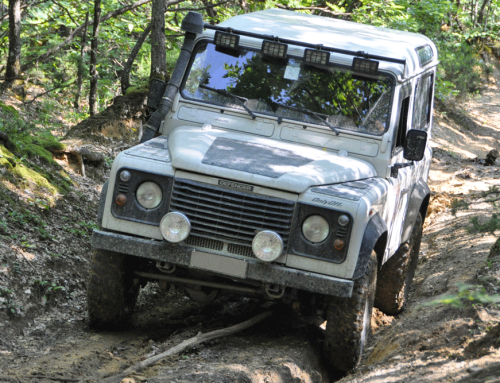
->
[[170, 179, 295, 250], [184, 236, 223, 251], [227, 243, 254, 257]]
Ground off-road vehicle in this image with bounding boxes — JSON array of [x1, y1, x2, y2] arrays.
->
[[89, 9, 437, 371]]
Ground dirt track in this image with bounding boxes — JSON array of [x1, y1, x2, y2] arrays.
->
[[1, 63, 500, 383]]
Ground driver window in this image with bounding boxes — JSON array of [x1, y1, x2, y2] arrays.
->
[[394, 84, 411, 153]]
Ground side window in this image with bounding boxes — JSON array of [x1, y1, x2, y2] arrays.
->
[[412, 73, 434, 130], [395, 96, 410, 148], [393, 83, 411, 153]]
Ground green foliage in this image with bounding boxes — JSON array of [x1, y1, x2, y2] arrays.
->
[[451, 198, 469, 215], [469, 214, 500, 234], [427, 283, 500, 308], [437, 41, 483, 98], [0, 286, 19, 315], [34, 280, 65, 301]]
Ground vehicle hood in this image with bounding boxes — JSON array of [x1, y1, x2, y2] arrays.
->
[[168, 126, 377, 194]]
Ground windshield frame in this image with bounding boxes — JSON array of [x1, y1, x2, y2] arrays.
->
[[180, 38, 397, 137]]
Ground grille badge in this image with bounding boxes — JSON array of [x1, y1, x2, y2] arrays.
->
[[218, 179, 254, 192]]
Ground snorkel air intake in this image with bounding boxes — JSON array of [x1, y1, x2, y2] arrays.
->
[[140, 12, 204, 143]]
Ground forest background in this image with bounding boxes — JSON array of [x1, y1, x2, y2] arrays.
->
[[1, 0, 500, 112]]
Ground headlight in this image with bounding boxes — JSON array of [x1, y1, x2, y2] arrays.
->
[[252, 231, 283, 262], [136, 181, 162, 209], [302, 215, 329, 243], [160, 212, 191, 243]]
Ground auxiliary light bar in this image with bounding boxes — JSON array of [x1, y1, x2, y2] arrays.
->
[[204, 23, 407, 76]]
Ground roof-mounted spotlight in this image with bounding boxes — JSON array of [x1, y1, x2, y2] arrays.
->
[[352, 57, 379, 75], [304, 49, 330, 65], [262, 40, 288, 59], [214, 31, 239, 49]]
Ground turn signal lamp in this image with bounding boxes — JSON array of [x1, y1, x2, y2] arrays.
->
[[304, 49, 330, 65], [334, 239, 345, 251], [116, 194, 127, 205], [262, 40, 287, 59], [352, 57, 379, 75], [214, 31, 239, 49]]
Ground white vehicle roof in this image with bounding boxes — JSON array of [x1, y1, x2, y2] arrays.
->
[[202, 9, 438, 80]]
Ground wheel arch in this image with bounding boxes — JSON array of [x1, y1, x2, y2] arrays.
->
[[352, 213, 387, 279], [97, 180, 109, 227]]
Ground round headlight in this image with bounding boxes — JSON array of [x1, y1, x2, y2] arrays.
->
[[302, 215, 329, 243], [338, 214, 350, 227], [136, 182, 162, 209], [160, 212, 191, 243], [252, 231, 284, 262]]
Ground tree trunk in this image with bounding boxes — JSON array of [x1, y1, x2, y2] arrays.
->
[[121, 23, 152, 94], [476, 0, 491, 27], [5, 0, 21, 82], [149, 0, 166, 82], [74, 12, 89, 111], [202, 0, 218, 24], [89, 0, 101, 116]]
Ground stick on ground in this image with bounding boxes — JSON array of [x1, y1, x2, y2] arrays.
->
[[100, 310, 273, 383]]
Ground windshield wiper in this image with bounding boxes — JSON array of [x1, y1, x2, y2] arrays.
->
[[276, 104, 340, 136], [199, 84, 256, 120]]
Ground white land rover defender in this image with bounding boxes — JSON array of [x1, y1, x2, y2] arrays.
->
[[89, 9, 437, 371]]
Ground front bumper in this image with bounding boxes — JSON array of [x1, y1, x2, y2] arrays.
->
[[92, 229, 354, 298]]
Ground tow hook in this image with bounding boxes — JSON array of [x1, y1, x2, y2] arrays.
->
[[265, 284, 285, 299]]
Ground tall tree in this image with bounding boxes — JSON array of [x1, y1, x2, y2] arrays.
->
[[5, 0, 21, 82], [122, 23, 152, 94], [74, 12, 89, 111], [89, 0, 101, 116], [149, 0, 166, 81]]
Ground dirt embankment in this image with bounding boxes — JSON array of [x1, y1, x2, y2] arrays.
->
[[1, 64, 500, 383]]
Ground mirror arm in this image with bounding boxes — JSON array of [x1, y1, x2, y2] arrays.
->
[[391, 161, 414, 178]]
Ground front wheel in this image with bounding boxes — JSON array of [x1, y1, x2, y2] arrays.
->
[[87, 249, 140, 330], [323, 252, 377, 371], [374, 213, 423, 315]]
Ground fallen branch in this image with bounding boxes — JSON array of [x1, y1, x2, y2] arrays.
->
[[49, 142, 105, 177], [101, 311, 273, 383]]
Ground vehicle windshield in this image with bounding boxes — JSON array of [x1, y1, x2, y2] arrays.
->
[[182, 41, 394, 135]]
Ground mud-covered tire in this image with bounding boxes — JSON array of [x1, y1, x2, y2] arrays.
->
[[324, 252, 377, 372], [87, 249, 140, 330], [375, 213, 423, 315]]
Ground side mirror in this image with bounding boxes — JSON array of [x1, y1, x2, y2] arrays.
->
[[404, 130, 427, 161]]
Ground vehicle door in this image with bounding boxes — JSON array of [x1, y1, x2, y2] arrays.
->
[[385, 73, 435, 263]]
